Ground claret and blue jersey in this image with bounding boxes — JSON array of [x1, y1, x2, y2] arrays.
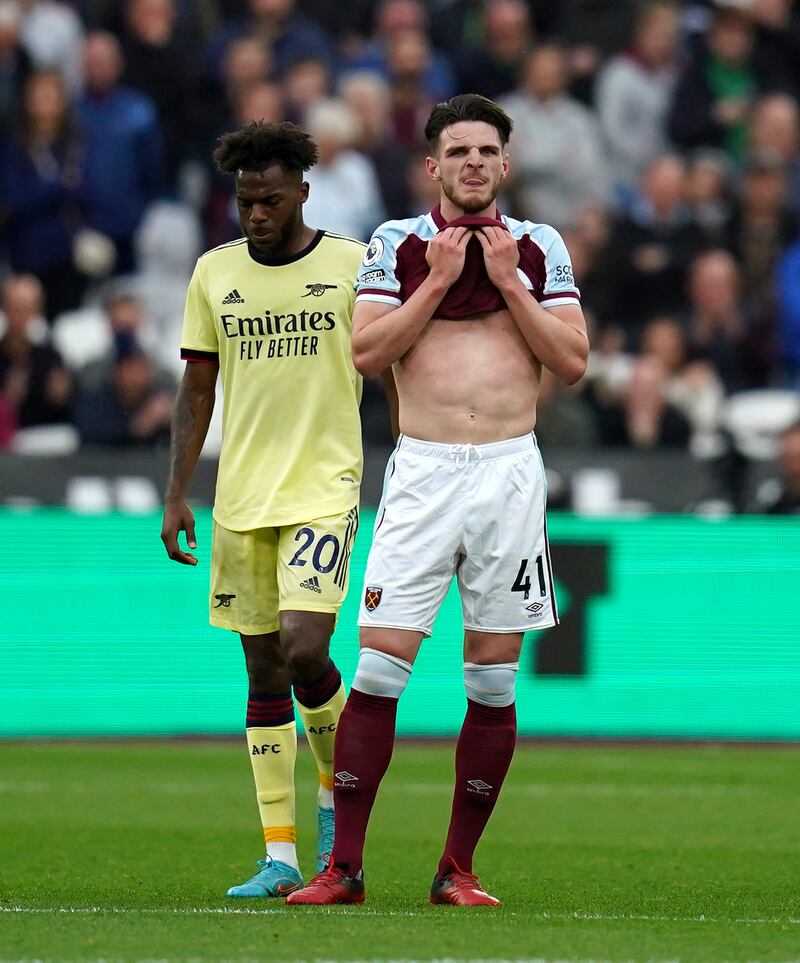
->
[[355, 204, 581, 317]]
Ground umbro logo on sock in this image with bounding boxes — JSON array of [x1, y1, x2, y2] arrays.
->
[[467, 779, 492, 795], [300, 575, 322, 593], [222, 288, 245, 304], [335, 771, 358, 785]]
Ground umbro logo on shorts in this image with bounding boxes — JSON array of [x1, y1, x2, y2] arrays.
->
[[214, 593, 236, 607], [222, 288, 245, 304], [364, 585, 382, 610], [302, 283, 337, 297], [300, 575, 322, 593]]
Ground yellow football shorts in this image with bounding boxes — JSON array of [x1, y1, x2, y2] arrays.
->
[[209, 506, 359, 635]]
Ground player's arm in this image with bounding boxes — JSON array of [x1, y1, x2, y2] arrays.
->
[[352, 226, 471, 377], [380, 367, 400, 441], [161, 360, 218, 565], [476, 226, 589, 385]]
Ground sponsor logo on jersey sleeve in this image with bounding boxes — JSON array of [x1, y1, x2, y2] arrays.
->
[[362, 237, 384, 267]]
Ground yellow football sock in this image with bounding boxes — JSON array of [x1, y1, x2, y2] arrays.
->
[[246, 722, 297, 848], [296, 682, 346, 798]]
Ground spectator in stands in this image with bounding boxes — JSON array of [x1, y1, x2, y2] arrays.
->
[[0, 274, 73, 431], [339, 70, 409, 218], [75, 289, 169, 391], [74, 345, 173, 447], [606, 154, 706, 339], [119, 0, 202, 184], [206, 0, 335, 83], [385, 26, 439, 147], [668, 5, 764, 159], [541, 0, 642, 104], [346, 0, 455, 101], [624, 316, 723, 450], [0, 1, 32, 136], [685, 147, 733, 244], [500, 44, 610, 229], [303, 98, 385, 241], [283, 54, 332, 124], [0, 70, 88, 318], [561, 203, 616, 327], [761, 421, 800, 513], [685, 248, 771, 391], [726, 151, 797, 328], [534, 366, 599, 448], [595, 0, 679, 196], [749, 93, 800, 215], [776, 233, 800, 388], [78, 31, 164, 274], [454, 0, 534, 101], [18, 0, 84, 97]]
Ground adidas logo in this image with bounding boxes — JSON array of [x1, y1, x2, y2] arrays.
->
[[222, 288, 245, 304], [299, 575, 321, 593]]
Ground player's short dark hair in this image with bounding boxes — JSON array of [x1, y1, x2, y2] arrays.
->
[[213, 120, 319, 176], [424, 94, 513, 152]]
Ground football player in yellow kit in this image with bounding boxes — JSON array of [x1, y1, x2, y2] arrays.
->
[[161, 121, 365, 897]]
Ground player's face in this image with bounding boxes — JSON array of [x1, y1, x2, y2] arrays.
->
[[235, 166, 308, 256], [427, 121, 508, 215]]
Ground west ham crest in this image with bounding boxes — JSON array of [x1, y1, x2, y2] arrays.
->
[[364, 585, 383, 610]]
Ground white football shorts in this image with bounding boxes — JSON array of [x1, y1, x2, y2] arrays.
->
[[358, 433, 558, 636]]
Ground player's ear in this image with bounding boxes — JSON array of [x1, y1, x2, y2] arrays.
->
[[501, 153, 510, 178], [425, 156, 440, 181], [299, 181, 310, 202]]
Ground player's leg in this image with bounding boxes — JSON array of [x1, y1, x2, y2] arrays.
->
[[210, 523, 303, 897], [432, 434, 554, 906], [286, 628, 421, 905], [289, 440, 463, 905], [279, 609, 343, 869], [275, 506, 358, 872], [430, 630, 521, 907]]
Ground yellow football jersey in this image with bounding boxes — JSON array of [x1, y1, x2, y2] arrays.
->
[[181, 231, 365, 530]]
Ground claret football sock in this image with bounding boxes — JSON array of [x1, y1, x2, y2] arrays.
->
[[294, 660, 346, 805], [246, 690, 299, 871], [329, 687, 398, 875], [437, 699, 517, 876]]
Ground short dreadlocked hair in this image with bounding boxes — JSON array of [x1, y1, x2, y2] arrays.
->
[[424, 94, 513, 152], [213, 120, 319, 176]]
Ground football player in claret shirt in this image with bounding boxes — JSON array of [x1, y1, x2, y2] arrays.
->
[[160, 121, 365, 897], [289, 94, 588, 908]]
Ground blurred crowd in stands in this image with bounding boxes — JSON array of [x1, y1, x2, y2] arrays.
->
[[1, 0, 800, 511]]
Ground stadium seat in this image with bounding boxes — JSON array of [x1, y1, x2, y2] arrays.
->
[[721, 389, 800, 460]]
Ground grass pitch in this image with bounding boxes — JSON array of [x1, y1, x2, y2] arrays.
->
[[1, 741, 798, 962]]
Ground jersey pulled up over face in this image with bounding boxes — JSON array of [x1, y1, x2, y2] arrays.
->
[[355, 204, 580, 318], [181, 231, 366, 531]]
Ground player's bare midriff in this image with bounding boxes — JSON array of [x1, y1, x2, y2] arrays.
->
[[394, 307, 542, 445]]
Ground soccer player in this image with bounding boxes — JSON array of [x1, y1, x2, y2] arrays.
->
[[288, 94, 588, 907], [160, 121, 365, 897]]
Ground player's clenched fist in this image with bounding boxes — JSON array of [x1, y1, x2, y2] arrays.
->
[[425, 226, 471, 287], [475, 225, 520, 289]]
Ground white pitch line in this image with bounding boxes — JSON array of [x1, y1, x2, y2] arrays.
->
[[1, 906, 798, 927], [0, 780, 761, 798]]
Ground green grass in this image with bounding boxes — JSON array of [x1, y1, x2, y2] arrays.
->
[[1, 742, 799, 962]]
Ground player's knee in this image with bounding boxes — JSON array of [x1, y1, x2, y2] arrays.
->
[[464, 661, 518, 707], [352, 647, 412, 699], [283, 635, 329, 684]]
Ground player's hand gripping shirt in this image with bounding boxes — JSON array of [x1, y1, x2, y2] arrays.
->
[[181, 231, 365, 530], [355, 204, 580, 317]]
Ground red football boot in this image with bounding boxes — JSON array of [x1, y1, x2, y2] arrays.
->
[[285, 866, 365, 905], [430, 859, 500, 907]]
